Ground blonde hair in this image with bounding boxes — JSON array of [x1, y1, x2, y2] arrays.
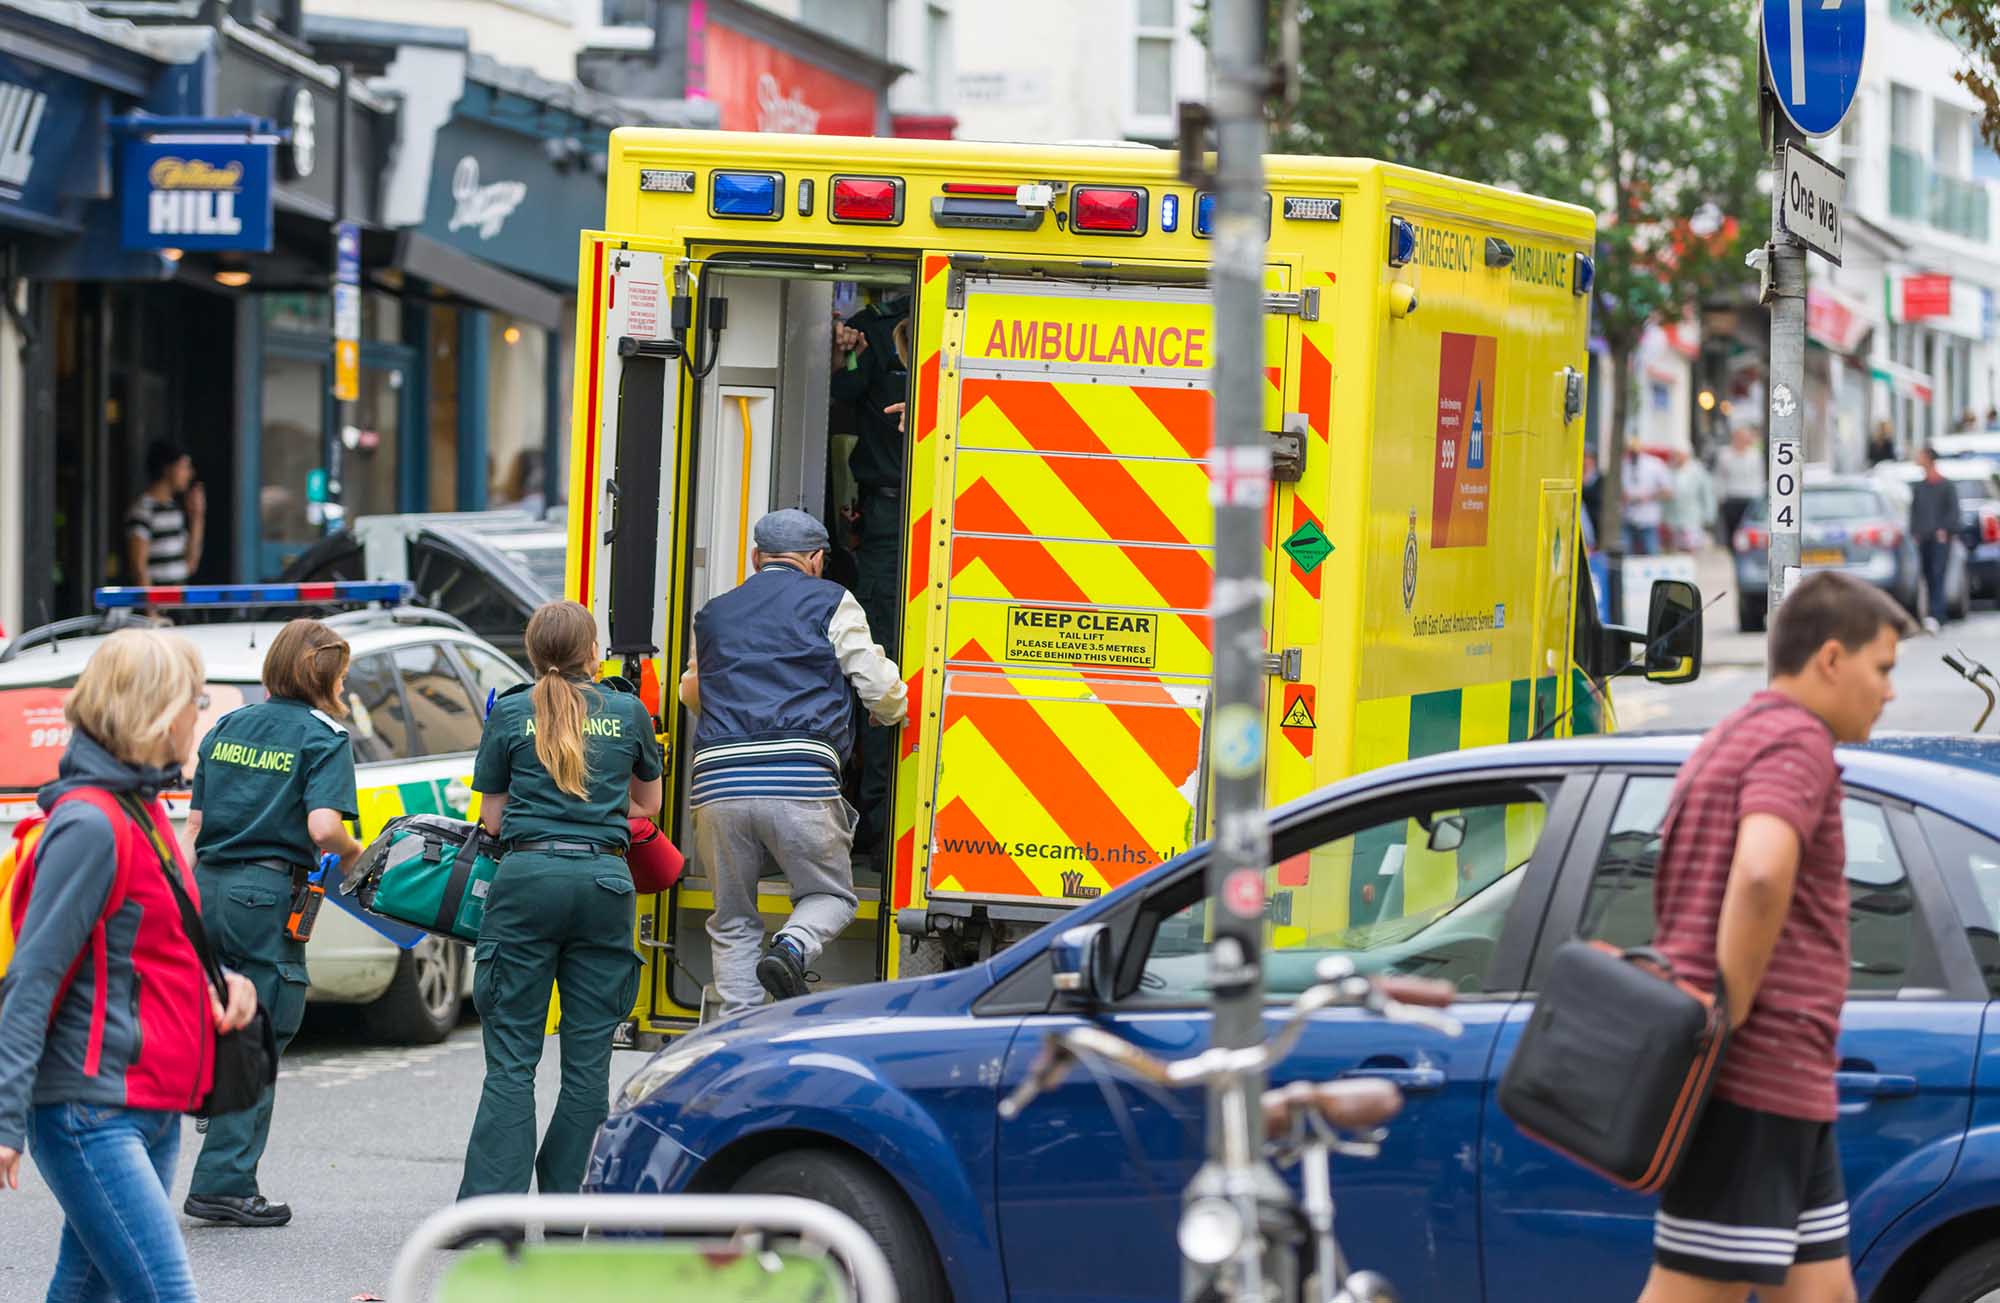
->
[[525, 601, 599, 800], [67, 629, 204, 769]]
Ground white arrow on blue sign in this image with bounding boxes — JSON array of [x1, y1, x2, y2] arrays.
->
[[1762, 0, 1868, 138]]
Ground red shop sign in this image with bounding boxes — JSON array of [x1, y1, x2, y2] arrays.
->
[[1902, 274, 1952, 321], [701, 22, 877, 137]]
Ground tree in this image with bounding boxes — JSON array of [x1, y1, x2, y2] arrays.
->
[[1283, 0, 1768, 556], [1909, 2, 2000, 151]]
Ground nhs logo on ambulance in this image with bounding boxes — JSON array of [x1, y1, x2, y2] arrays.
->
[[120, 132, 274, 252]]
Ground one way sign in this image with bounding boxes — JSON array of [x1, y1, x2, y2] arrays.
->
[[1780, 140, 1845, 264]]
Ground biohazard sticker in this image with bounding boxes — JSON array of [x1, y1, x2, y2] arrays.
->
[[1280, 695, 1316, 730], [1279, 686, 1316, 759], [1004, 605, 1160, 670]]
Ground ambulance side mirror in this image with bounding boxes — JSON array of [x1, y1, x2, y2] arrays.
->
[[1050, 923, 1116, 1006], [1643, 579, 1702, 685]]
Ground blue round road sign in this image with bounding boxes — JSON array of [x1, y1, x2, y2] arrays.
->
[[1762, 0, 1868, 138]]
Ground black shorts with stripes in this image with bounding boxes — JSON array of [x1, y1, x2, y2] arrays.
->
[[1654, 1098, 1849, 1286]]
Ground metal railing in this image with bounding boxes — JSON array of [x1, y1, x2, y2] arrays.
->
[[1889, 146, 1993, 242]]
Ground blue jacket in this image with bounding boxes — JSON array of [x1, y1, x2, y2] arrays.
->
[[692, 563, 857, 767]]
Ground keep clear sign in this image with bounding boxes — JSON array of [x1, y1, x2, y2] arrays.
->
[[1005, 605, 1160, 670], [1781, 141, 1845, 265]]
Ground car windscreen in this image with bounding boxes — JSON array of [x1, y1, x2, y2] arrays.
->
[[1745, 488, 1884, 523], [495, 542, 566, 599], [0, 681, 267, 793]]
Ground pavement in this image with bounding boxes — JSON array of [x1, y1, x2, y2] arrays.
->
[[1609, 545, 2000, 733], [0, 1007, 650, 1303]]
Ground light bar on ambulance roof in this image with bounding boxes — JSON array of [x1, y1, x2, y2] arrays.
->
[[93, 582, 415, 610], [829, 175, 904, 225], [710, 171, 782, 220], [1070, 186, 1148, 236]]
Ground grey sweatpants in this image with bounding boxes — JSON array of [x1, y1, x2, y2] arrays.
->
[[694, 798, 860, 1017]]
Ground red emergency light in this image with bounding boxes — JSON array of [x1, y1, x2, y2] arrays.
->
[[1070, 186, 1146, 235], [941, 182, 1019, 196], [830, 176, 903, 224]]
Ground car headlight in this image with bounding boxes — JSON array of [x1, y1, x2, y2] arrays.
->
[[613, 1037, 727, 1114]]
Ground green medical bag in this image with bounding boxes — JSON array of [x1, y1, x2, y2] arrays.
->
[[348, 814, 500, 943]]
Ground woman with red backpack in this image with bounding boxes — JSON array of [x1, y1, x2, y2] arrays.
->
[[0, 629, 257, 1303]]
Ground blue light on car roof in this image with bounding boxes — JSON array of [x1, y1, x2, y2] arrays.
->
[[93, 581, 414, 609], [712, 171, 780, 218]]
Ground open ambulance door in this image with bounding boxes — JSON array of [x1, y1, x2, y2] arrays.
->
[[900, 258, 1296, 962]]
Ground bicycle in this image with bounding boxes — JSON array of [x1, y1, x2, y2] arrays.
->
[[1944, 646, 1997, 732], [999, 955, 1461, 1303]]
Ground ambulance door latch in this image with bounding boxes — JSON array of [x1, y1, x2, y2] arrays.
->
[[1262, 648, 1303, 682], [1562, 367, 1585, 424], [1262, 287, 1319, 320], [1269, 413, 1307, 482]]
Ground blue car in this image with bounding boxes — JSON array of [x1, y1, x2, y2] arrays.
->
[[588, 734, 2000, 1303]]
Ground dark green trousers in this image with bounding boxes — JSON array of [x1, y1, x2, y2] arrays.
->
[[457, 851, 641, 1199], [190, 862, 309, 1198]]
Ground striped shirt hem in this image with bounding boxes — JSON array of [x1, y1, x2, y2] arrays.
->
[[690, 740, 841, 808]]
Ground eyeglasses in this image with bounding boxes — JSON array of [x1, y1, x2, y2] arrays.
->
[[193, 693, 211, 710]]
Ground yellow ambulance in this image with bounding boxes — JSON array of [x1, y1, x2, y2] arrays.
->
[[566, 131, 1702, 1041]]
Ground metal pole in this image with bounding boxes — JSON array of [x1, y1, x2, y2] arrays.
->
[[1191, 0, 1287, 1298], [328, 66, 351, 522], [1767, 115, 1806, 614]]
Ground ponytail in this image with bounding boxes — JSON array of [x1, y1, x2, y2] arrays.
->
[[532, 667, 591, 799], [523, 600, 601, 800]]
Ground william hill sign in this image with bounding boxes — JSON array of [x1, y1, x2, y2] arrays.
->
[[121, 131, 274, 252]]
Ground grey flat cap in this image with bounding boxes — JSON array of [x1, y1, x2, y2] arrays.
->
[[752, 508, 830, 555]]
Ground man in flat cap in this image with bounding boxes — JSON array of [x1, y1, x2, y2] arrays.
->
[[678, 508, 907, 1015]]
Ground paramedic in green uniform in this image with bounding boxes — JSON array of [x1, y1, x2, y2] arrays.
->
[[183, 619, 362, 1227], [458, 600, 662, 1198]]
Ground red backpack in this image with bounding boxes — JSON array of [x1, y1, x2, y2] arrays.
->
[[0, 789, 140, 1074]]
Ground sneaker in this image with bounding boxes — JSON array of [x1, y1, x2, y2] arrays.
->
[[184, 1193, 292, 1227], [756, 935, 810, 1002], [1924, 615, 1942, 634]]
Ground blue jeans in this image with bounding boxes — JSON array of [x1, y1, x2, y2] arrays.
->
[[27, 1102, 197, 1303], [1624, 523, 1660, 556]]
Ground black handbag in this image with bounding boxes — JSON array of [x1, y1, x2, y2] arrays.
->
[[118, 795, 277, 1119], [1494, 707, 1792, 1192]]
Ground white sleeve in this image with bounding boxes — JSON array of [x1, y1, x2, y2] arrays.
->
[[828, 591, 909, 726]]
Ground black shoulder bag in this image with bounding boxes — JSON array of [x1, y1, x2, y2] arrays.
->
[[116, 793, 277, 1119]]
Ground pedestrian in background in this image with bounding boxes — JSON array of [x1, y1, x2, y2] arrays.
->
[[1716, 427, 1765, 545], [126, 439, 205, 586], [1665, 449, 1717, 552], [0, 629, 258, 1303], [459, 600, 661, 1198], [1638, 571, 1909, 1303], [1622, 445, 1675, 555], [183, 619, 363, 1227], [680, 509, 907, 1017], [1865, 422, 1896, 467], [1909, 446, 1959, 634]]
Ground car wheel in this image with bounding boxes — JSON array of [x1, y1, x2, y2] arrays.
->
[[735, 1150, 950, 1303], [1915, 1241, 2000, 1303], [1737, 594, 1766, 634], [360, 937, 464, 1044]]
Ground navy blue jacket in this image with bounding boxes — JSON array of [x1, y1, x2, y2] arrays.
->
[[692, 564, 857, 764]]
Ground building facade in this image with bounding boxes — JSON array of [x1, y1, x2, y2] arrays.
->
[[952, 0, 1204, 145]]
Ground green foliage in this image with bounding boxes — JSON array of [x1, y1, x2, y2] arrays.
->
[[1909, 1, 2000, 152]]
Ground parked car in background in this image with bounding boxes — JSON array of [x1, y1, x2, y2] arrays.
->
[[1932, 432, 2000, 462], [0, 592, 529, 1042], [1876, 458, 2000, 602], [282, 511, 567, 670], [589, 734, 2000, 1303], [1732, 475, 1965, 632]]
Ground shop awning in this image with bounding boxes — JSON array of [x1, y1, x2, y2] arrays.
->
[[393, 230, 564, 331], [1870, 358, 1936, 405]]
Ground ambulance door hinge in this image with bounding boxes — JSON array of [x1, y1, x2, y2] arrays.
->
[[1269, 413, 1307, 482], [1262, 287, 1318, 320], [946, 270, 967, 311], [1262, 648, 1303, 682]]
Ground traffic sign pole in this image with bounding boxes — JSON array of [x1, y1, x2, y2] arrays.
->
[[1767, 116, 1807, 615]]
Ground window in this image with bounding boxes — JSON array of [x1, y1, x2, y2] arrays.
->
[[451, 643, 527, 714], [1920, 809, 2000, 995], [344, 653, 413, 764], [1133, 0, 1176, 121], [485, 315, 548, 514], [1580, 777, 1918, 993], [394, 643, 484, 756], [1141, 791, 1551, 1001]]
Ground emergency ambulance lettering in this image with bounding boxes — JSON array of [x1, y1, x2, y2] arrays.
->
[[1511, 245, 1569, 289], [975, 318, 1209, 369], [208, 741, 297, 774], [523, 717, 626, 738]]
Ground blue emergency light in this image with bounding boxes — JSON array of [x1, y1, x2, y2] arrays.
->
[[711, 171, 781, 219], [1388, 216, 1418, 268], [1195, 193, 1215, 237], [1572, 252, 1596, 298], [93, 581, 415, 610]]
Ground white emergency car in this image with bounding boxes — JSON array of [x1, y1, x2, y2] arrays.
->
[[0, 584, 528, 1042]]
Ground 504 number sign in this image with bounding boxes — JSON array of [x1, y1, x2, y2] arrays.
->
[[1771, 438, 1801, 529]]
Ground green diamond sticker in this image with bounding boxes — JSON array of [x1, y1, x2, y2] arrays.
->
[[1282, 520, 1334, 573]]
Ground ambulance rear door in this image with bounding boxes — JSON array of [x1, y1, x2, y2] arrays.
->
[[915, 269, 1287, 911]]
